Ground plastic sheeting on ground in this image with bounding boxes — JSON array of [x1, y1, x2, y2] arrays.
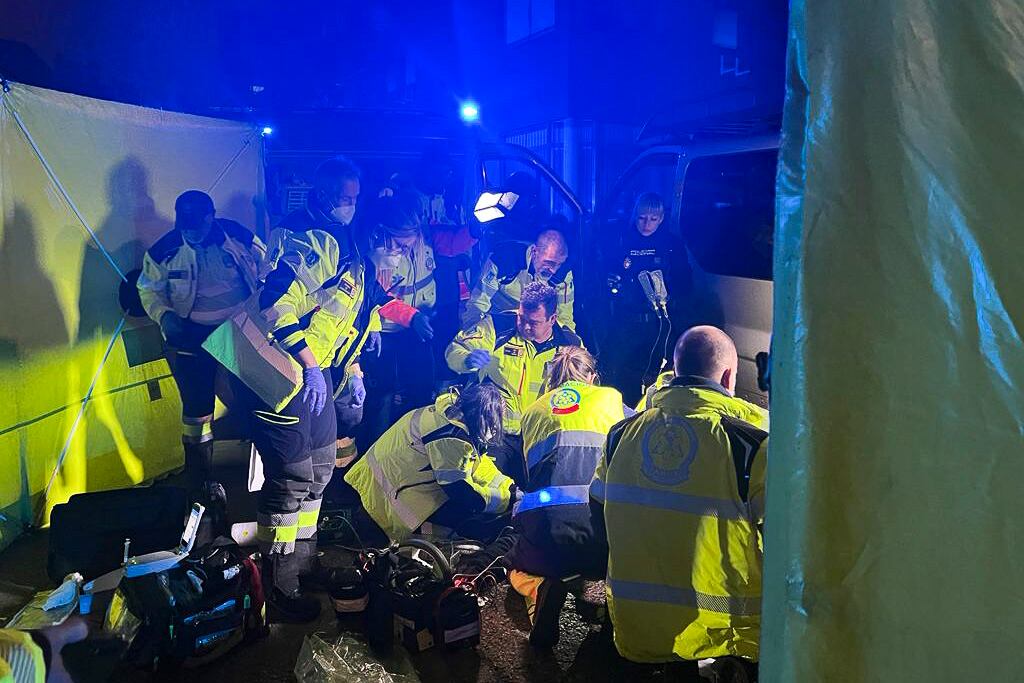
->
[[761, 2, 1024, 680], [0, 82, 265, 550]]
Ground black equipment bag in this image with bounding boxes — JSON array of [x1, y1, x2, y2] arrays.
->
[[47, 486, 189, 585], [118, 539, 266, 670]]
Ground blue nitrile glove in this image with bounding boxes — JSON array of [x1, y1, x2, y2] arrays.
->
[[411, 312, 434, 341], [348, 375, 366, 407], [301, 367, 328, 416], [364, 331, 382, 357], [465, 349, 492, 370]]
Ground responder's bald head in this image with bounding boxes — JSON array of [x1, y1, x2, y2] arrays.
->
[[673, 325, 739, 395]]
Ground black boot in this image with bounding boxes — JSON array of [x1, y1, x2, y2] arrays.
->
[[262, 553, 322, 624]]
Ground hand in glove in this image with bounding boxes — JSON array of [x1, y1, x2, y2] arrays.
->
[[364, 331, 382, 357], [301, 367, 328, 416], [465, 349, 492, 370], [411, 312, 434, 341], [348, 375, 367, 408]]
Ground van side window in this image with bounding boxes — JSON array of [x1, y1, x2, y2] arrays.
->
[[606, 154, 678, 226], [679, 149, 776, 281]]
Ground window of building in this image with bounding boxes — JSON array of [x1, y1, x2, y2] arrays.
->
[[506, 0, 556, 44], [679, 149, 777, 281]]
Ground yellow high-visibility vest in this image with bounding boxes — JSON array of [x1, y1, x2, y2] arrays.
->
[[593, 379, 769, 663], [345, 393, 513, 541]]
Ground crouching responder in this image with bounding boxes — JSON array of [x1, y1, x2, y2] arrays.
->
[[137, 190, 265, 495], [205, 157, 428, 623], [446, 282, 583, 484], [509, 347, 627, 648], [591, 326, 768, 681], [344, 383, 514, 543]]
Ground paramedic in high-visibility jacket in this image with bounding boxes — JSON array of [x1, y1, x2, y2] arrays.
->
[[209, 158, 428, 624], [137, 190, 265, 494], [509, 346, 628, 647], [591, 326, 768, 678], [344, 383, 514, 543], [446, 281, 583, 483], [464, 229, 576, 332], [363, 193, 438, 442]]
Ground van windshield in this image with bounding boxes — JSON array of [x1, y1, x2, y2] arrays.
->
[[679, 149, 776, 281]]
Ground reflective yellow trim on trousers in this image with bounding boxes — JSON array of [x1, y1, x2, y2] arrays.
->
[[297, 501, 322, 539], [257, 511, 299, 554]]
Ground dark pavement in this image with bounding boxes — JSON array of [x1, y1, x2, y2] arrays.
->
[[0, 441, 705, 682]]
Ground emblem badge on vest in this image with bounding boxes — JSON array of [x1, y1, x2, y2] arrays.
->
[[550, 386, 582, 415]]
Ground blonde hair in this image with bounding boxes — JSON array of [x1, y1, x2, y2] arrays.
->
[[545, 346, 599, 390]]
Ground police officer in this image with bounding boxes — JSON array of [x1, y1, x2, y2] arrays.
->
[[602, 192, 692, 405], [509, 347, 627, 647], [137, 190, 265, 494], [446, 282, 582, 483], [591, 326, 768, 679], [345, 383, 514, 543], [465, 229, 576, 332], [206, 158, 428, 623]]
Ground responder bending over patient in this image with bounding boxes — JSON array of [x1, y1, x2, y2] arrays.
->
[[446, 282, 583, 484], [592, 325, 768, 682], [509, 346, 628, 648], [345, 383, 515, 544]]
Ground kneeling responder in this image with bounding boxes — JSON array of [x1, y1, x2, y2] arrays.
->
[[591, 326, 768, 680], [509, 347, 627, 647], [205, 157, 427, 623], [345, 383, 514, 543], [445, 282, 583, 483], [137, 190, 265, 495]]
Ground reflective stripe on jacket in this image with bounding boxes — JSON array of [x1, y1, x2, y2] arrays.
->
[[344, 393, 514, 541], [593, 377, 769, 663], [138, 219, 265, 324], [465, 245, 575, 331], [512, 382, 625, 577], [445, 314, 583, 434], [204, 209, 415, 399]]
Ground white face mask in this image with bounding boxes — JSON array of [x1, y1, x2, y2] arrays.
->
[[331, 205, 356, 225], [379, 251, 403, 269]]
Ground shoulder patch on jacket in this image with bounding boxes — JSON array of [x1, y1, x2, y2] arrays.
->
[[721, 415, 768, 503]]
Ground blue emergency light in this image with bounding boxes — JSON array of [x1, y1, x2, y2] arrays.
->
[[460, 101, 480, 123]]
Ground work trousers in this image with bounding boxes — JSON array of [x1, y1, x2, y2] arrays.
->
[[166, 326, 219, 490], [232, 370, 336, 592], [602, 312, 673, 406]]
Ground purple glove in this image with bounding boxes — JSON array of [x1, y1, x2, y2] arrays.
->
[[301, 367, 328, 416], [348, 375, 366, 407], [364, 331, 382, 357]]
